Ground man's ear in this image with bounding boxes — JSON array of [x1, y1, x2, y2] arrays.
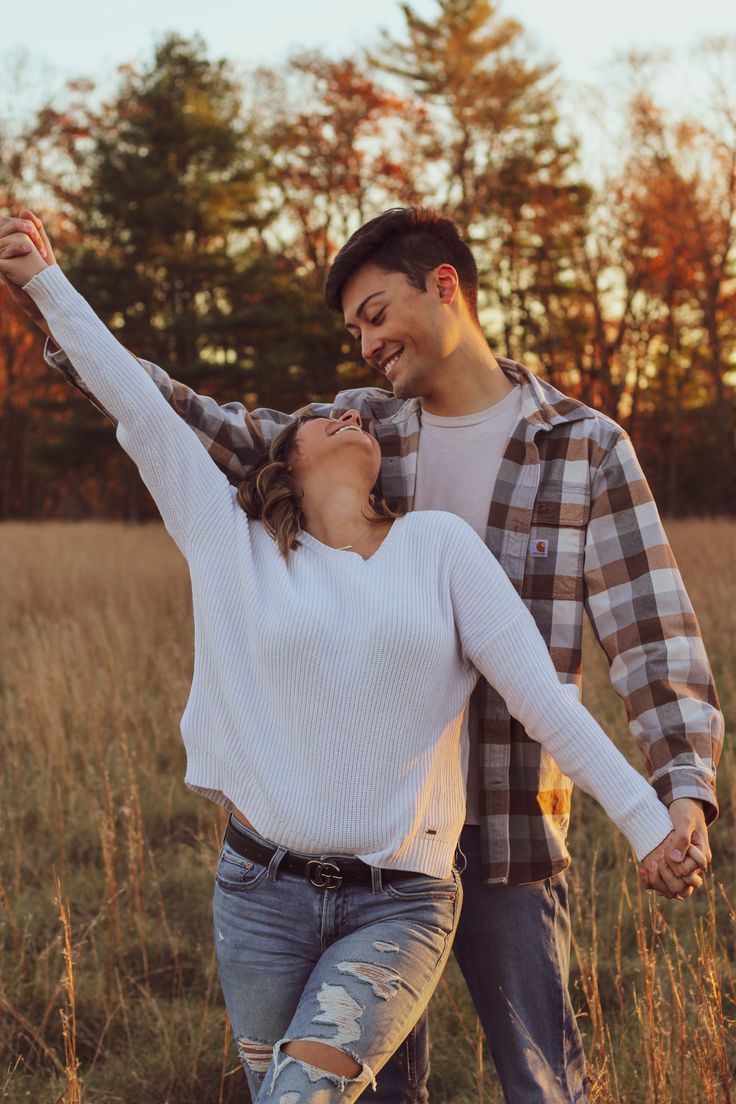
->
[[434, 264, 460, 305]]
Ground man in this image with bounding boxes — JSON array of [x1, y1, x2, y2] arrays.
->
[[1, 206, 721, 1104]]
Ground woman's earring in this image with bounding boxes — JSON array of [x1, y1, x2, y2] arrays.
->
[[369, 493, 376, 506]]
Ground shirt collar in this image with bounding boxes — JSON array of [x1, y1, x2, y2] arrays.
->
[[496, 357, 594, 432]]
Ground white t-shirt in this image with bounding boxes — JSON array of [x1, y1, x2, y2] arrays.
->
[[414, 387, 523, 824]]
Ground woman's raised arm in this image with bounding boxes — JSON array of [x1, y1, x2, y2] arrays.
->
[[0, 243, 231, 555]]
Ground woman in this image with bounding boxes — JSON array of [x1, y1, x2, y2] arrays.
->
[[0, 236, 696, 1103]]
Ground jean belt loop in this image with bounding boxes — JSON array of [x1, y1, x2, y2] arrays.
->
[[370, 865, 384, 894], [267, 846, 288, 881]]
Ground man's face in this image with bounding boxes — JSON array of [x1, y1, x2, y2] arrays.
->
[[341, 264, 458, 401]]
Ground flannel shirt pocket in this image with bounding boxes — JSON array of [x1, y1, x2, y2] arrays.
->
[[528, 486, 589, 602]]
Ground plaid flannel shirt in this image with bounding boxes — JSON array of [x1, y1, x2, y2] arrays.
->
[[46, 342, 723, 885]]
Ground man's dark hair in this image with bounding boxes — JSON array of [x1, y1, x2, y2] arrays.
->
[[325, 207, 480, 323]]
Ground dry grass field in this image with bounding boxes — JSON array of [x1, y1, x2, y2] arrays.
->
[[0, 519, 734, 1104]]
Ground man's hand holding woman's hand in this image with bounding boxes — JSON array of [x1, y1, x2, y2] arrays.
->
[[641, 795, 712, 900], [640, 833, 707, 899], [640, 796, 712, 900], [0, 210, 55, 335]]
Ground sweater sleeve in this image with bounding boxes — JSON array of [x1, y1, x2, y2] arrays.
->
[[445, 517, 674, 860], [25, 266, 232, 553]]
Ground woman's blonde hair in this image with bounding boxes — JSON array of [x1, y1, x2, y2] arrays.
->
[[236, 411, 404, 556]]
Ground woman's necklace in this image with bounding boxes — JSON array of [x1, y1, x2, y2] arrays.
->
[[336, 529, 372, 552], [336, 521, 388, 553]]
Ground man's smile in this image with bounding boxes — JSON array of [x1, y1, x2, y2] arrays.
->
[[381, 347, 404, 377]]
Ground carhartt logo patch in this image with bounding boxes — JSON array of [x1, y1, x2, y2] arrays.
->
[[530, 538, 549, 558]]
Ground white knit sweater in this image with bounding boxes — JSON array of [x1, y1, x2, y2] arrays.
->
[[27, 266, 674, 877]]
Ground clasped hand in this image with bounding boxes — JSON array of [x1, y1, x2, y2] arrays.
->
[[639, 797, 711, 900], [0, 209, 54, 329]]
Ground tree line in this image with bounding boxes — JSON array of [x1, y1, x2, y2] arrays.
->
[[1, 0, 734, 520]]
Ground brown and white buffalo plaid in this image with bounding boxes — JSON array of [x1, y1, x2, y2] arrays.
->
[[47, 344, 723, 885]]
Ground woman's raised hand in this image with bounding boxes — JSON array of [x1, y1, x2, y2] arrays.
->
[[0, 217, 49, 289], [0, 210, 55, 336], [0, 209, 52, 258], [0, 208, 54, 283]]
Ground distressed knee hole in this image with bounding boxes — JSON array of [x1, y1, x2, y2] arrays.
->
[[282, 1039, 361, 1079], [236, 1034, 273, 1075]]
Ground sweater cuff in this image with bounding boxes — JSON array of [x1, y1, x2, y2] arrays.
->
[[25, 264, 77, 318], [623, 794, 674, 861]]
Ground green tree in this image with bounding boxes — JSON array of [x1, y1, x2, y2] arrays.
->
[[22, 35, 276, 515], [51, 35, 266, 372]]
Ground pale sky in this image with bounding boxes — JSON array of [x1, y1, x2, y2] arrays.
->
[[4, 1, 736, 171], [7, 1, 736, 83]]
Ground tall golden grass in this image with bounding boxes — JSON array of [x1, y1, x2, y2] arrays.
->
[[0, 519, 734, 1103]]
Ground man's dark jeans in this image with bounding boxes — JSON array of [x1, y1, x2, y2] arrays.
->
[[373, 826, 590, 1104]]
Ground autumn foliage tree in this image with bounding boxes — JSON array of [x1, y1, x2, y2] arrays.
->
[[576, 49, 736, 513], [374, 0, 593, 376], [0, 21, 734, 519]]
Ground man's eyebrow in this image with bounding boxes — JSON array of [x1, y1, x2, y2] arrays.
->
[[345, 290, 386, 330]]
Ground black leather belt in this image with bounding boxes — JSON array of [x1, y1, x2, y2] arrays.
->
[[224, 817, 420, 891]]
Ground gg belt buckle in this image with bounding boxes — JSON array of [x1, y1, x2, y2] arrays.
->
[[305, 859, 343, 890]]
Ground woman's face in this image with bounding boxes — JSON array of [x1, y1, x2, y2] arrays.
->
[[289, 410, 381, 489]]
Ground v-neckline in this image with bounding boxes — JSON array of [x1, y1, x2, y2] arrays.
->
[[297, 517, 402, 565]]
